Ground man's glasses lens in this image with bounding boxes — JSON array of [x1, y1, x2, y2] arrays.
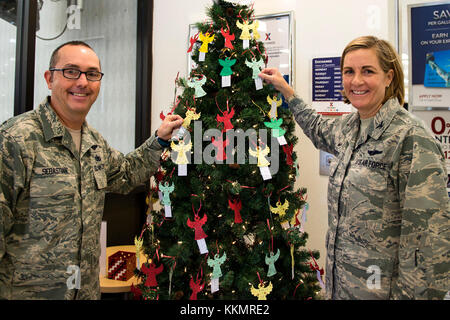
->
[[51, 68, 103, 81]]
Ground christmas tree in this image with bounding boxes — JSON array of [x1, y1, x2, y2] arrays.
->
[[132, 0, 322, 300]]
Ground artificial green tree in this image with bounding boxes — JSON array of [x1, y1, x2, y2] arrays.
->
[[133, 0, 322, 300]]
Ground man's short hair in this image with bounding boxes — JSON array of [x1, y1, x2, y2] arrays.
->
[[49, 40, 96, 69]]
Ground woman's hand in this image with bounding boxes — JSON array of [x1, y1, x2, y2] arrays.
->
[[258, 68, 295, 100]]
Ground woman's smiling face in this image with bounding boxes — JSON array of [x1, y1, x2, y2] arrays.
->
[[342, 48, 393, 119]]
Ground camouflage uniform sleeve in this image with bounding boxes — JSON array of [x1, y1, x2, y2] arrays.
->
[[287, 94, 342, 156], [104, 134, 163, 194], [392, 125, 450, 299], [0, 133, 24, 265]]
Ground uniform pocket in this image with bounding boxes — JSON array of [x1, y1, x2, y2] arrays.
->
[[29, 175, 76, 237]]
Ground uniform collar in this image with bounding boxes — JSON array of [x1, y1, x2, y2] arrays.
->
[[37, 97, 66, 142], [355, 98, 401, 147], [37, 96, 99, 157]]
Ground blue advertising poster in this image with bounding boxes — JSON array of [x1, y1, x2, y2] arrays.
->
[[409, 2, 450, 107]]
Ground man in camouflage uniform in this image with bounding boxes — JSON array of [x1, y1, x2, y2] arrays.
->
[[0, 41, 183, 299], [260, 64, 449, 298]]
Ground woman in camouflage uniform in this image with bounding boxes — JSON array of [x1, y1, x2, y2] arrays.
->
[[259, 36, 449, 300]]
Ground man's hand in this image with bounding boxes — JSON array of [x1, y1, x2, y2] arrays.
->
[[156, 114, 184, 141], [258, 68, 295, 100]]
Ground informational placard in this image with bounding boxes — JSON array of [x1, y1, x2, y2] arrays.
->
[[413, 110, 450, 195], [408, 2, 450, 108], [257, 12, 293, 86], [311, 57, 352, 115]]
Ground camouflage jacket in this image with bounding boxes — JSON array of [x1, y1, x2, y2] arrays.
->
[[0, 98, 163, 299], [288, 95, 449, 300]]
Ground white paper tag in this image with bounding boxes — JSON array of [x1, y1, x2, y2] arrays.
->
[[260, 166, 272, 180], [211, 278, 219, 293], [199, 51, 206, 62], [270, 102, 277, 118], [197, 238, 208, 254], [281, 221, 290, 230], [164, 205, 172, 218], [243, 39, 249, 49], [172, 126, 187, 141], [255, 77, 263, 90], [222, 75, 231, 87], [178, 164, 187, 176], [277, 136, 287, 146], [158, 191, 163, 202]]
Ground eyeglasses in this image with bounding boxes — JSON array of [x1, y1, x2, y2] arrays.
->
[[49, 68, 104, 81]]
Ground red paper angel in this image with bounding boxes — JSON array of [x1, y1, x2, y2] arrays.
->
[[212, 136, 230, 161], [187, 214, 208, 240], [228, 198, 243, 224], [216, 108, 235, 132], [220, 27, 235, 49], [141, 262, 164, 287], [187, 31, 200, 53], [189, 277, 205, 300], [282, 143, 294, 166]]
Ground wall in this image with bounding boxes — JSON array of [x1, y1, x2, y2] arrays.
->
[[33, 0, 137, 154], [152, 0, 396, 271]]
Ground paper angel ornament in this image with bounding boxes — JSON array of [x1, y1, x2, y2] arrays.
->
[[264, 118, 287, 145], [187, 32, 199, 53], [245, 58, 265, 79], [141, 262, 164, 287], [267, 95, 282, 118], [228, 198, 243, 224], [265, 249, 280, 277], [221, 27, 235, 49], [189, 277, 205, 300], [171, 140, 192, 176], [211, 136, 229, 161], [250, 281, 273, 300], [183, 108, 201, 128], [187, 214, 208, 254], [208, 251, 227, 293], [249, 145, 270, 167], [198, 32, 215, 61], [219, 58, 236, 87], [236, 20, 252, 40], [245, 58, 265, 90], [187, 76, 207, 98], [249, 20, 260, 40], [249, 145, 271, 180], [159, 182, 175, 218], [282, 143, 294, 166], [270, 199, 290, 229], [216, 107, 235, 132], [207, 252, 227, 279]]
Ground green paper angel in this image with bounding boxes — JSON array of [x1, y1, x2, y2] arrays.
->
[[245, 57, 265, 79], [158, 182, 174, 206], [264, 118, 286, 138], [219, 58, 237, 76], [265, 249, 280, 277], [207, 251, 227, 279], [187, 76, 207, 98]]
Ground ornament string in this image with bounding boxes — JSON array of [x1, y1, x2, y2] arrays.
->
[[266, 218, 274, 253]]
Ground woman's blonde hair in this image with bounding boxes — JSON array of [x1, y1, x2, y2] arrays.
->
[[340, 36, 405, 106]]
